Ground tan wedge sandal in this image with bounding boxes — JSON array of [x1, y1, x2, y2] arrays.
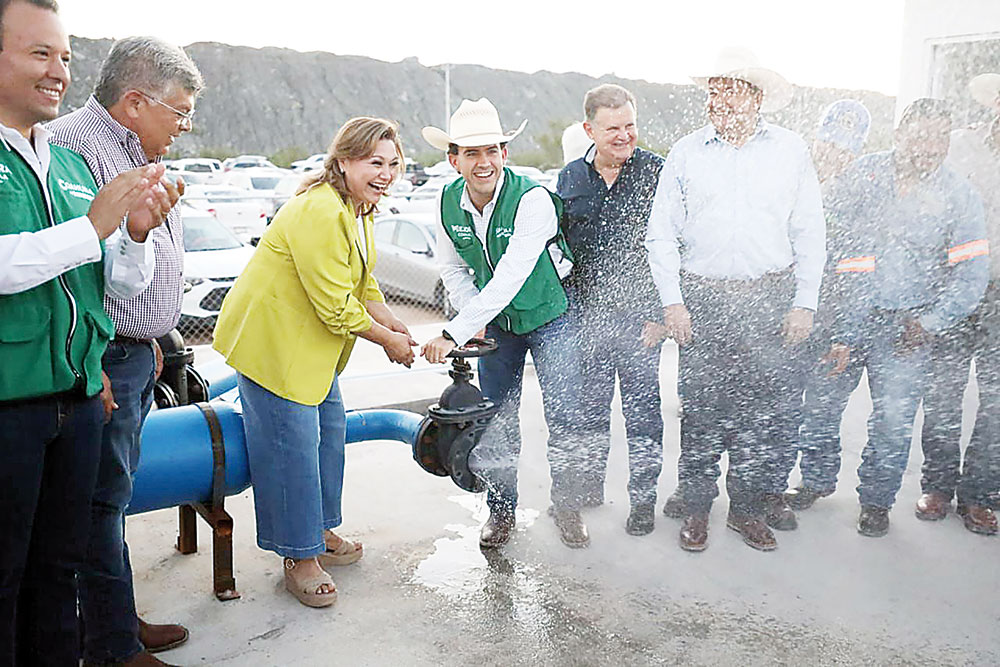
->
[[318, 531, 363, 568], [283, 558, 337, 608]]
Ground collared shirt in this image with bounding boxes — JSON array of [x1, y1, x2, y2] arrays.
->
[[46, 95, 185, 339], [558, 144, 664, 323], [645, 120, 826, 310], [436, 170, 572, 346], [0, 121, 153, 298], [828, 151, 988, 339], [947, 123, 1000, 279]]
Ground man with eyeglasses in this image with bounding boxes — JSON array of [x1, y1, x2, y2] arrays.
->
[[47, 35, 202, 667]]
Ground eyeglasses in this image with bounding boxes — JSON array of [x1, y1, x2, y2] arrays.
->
[[135, 90, 195, 127]]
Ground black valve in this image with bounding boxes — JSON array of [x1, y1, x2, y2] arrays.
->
[[413, 338, 498, 492]]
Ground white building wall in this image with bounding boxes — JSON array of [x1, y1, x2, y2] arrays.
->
[[899, 0, 1000, 117]]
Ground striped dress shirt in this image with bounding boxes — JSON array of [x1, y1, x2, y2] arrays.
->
[[47, 95, 185, 339]]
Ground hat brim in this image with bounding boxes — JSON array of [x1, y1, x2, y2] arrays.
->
[[421, 119, 528, 151], [692, 67, 793, 113], [969, 73, 1000, 108]]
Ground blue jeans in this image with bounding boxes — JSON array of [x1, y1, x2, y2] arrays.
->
[[794, 334, 867, 494], [855, 312, 930, 509], [79, 340, 155, 663], [920, 284, 1000, 506], [238, 374, 346, 559], [576, 315, 664, 508], [471, 315, 585, 513], [0, 393, 103, 667]]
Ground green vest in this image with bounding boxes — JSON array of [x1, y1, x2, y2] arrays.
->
[[0, 139, 114, 401], [440, 168, 572, 335]]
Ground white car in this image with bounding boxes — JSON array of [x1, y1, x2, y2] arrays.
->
[[222, 155, 277, 171], [224, 167, 291, 219], [169, 158, 224, 184], [178, 205, 255, 337], [183, 184, 268, 245], [290, 153, 325, 172]]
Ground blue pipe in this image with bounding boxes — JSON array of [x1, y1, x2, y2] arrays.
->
[[198, 358, 238, 399], [128, 403, 424, 516]]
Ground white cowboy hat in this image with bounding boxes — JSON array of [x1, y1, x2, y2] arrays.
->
[[691, 47, 794, 113], [422, 98, 527, 151], [969, 73, 1000, 108]]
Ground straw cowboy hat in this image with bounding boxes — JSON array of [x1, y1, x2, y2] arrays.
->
[[422, 98, 527, 151], [691, 47, 794, 113], [969, 73, 1000, 108]]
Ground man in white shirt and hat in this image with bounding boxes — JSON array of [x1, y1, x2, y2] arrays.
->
[[645, 50, 826, 553], [420, 98, 589, 549], [916, 74, 1000, 535]]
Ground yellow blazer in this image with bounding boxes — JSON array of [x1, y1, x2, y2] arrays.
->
[[212, 183, 384, 405]]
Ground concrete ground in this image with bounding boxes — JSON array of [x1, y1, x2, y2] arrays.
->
[[128, 318, 1000, 666]]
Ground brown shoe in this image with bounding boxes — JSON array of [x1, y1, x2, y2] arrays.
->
[[552, 509, 590, 548], [727, 510, 777, 551], [679, 513, 709, 552], [139, 618, 188, 654], [479, 511, 515, 548], [915, 491, 951, 521], [957, 503, 998, 536], [763, 493, 798, 531]]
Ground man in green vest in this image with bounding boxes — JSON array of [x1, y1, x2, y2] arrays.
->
[[420, 98, 589, 549], [0, 0, 177, 663]]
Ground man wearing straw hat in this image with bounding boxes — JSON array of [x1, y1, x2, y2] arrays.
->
[[915, 75, 1000, 535], [645, 49, 826, 552], [420, 98, 589, 549]]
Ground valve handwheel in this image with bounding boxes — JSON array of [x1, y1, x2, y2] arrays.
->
[[446, 337, 498, 359]]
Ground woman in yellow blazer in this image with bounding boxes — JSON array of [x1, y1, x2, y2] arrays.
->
[[213, 117, 415, 607]]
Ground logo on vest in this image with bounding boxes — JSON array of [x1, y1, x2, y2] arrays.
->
[[0, 163, 11, 185], [58, 178, 95, 202], [495, 228, 513, 238], [452, 224, 473, 237]]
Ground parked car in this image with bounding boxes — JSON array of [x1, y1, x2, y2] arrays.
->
[[372, 213, 456, 316], [222, 155, 278, 171], [404, 158, 429, 186], [272, 172, 305, 212], [290, 153, 326, 172], [178, 205, 255, 337], [169, 158, 224, 183], [224, 167, 290, 219], [182, 184, 268, 245]]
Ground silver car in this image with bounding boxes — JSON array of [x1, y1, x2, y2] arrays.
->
[[372, 213, 457, 317]]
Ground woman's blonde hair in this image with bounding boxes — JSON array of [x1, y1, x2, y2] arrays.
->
[[297, 116, 405, 215]]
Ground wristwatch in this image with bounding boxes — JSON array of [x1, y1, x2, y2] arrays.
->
[[442, 330, 456, 343]]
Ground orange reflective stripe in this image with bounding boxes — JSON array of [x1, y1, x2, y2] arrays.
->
[[834, 256, 875, 273], [948, 239, 990, 264]]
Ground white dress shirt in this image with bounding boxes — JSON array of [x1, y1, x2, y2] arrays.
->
[[645, 120, 826, 310], [0, 122, 154, 298], [436, 170, 572, 346]]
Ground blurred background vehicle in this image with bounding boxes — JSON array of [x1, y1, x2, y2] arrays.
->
[[178, 205, 256, 341], [224, 167, 290, 219], [290, 153, 325, 172], [222, 154, 278, 171], [372, 213, 456, 317], [183, 184, 268, 245], [168, 158, 224, 184], [404, 158, 429, 186]]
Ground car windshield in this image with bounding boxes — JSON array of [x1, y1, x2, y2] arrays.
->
[[249, 177, 281, 189], [182, 211, 243, 251]]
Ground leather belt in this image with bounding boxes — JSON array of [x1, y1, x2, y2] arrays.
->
[[113, 335, 154, 346]]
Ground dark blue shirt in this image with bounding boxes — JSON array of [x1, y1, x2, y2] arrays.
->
[[558, 146, 664, 325]]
